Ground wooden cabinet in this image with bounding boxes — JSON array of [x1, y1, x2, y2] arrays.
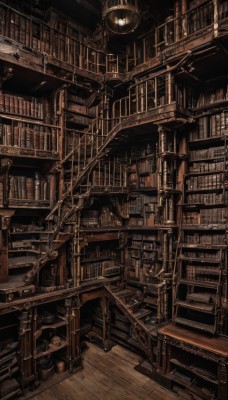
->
[[158, 324, 228, 400]]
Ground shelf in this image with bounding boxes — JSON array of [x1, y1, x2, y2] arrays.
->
[[170, 373, 215, 400], [0, 145, 59, 160], [179, 279, 218, 289], [180, 244, 227, 249], [186, 187, 224, 193], [10, 231, 53, 235], [157, 151, 179, 159], [130, 153, 155, 162], [0, 113, 59, 128], [8, 255, 38, 269], [178, 256, 221, 263], [174, 317, 215, 334], [142, 249, 159, 253], [188, 135, 227, 146], [34, 340, 68, 359], [175, 300, 215, 314], [181, 202, 226, 209], [36, 317, 67, 332], [189, 156, 225, 163], [8, 199, 51, 209], [9, 249, 44, 254], [195, 268, 220, 275], [185, 169, 226, 177], [132, 187, 158, 192], [181, 225, 226, 231], [80, 256, 112, 264], [170, 358, 218, 385]]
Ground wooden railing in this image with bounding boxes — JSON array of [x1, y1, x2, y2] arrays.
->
[[0, 2, 121, 76], [125, 0, 228, 72]]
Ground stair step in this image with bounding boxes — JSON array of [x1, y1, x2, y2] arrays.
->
[[176, 300, 214, 313], [174, 317, 215, 334], [133, 309, 152, 319], [108, 285, 125, 293], [116, 289, 137, 299], [126, 302, 141, 313], [186, 292, 215, 304]]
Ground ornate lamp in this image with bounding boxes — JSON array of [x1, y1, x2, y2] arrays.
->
[[103, 0, 140, 35]]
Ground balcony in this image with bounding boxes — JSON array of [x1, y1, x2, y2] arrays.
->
[[126, 0, 228, 76]]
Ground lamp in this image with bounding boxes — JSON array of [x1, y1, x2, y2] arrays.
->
[[103, 0, 140, 35]]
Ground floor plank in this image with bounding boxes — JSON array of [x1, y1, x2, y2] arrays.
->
[[33, 343, 179, 400]]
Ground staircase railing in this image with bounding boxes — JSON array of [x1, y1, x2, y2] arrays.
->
[[105, 286, 152, 358]]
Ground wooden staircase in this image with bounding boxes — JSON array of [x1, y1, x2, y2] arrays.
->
[[22, 116, 123, 284], [105, 284, 159, 361]]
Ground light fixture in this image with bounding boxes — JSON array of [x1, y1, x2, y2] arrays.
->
[[103, 0, 140, 35]]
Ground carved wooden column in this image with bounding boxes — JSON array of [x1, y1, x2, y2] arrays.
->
[[19, 309, 35, 391], [102, 294, 111, 352], [0, 210, 14, 283], [69, 296, 81, 372], [1, 158, 12, 207]]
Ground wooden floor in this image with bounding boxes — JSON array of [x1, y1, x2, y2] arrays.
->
[[33, 343, 179, 400]]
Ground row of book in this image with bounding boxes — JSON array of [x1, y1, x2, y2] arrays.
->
[[129, 171, 158, 188], [190, 113, 228, 141], [189, 146, 225, 160], [185, 265, 219, 282], [187, 192, 225, 205], [80, 208, 122, 228], [183, 208, 227, 225], [187, 173, 224, 190], [130, 233, 158, 242], [66, 102, 96, 117], [0, 124, 58, 151], [137, 159, 156, 174], [80, 263, 102, 281], [99, 206, 122, 227], [196, 84, 228, 108], [9, 240, 39, 250], [182, 249, 220, 260], [128, 214, 157, 227], [127, 195, 158, 215], [184, 232, 226, 245], [189, 160, 225, 173], [81, 246, 116, 262], [0, 93, 43, 120], [127, 261, 161, 281], [9, 173, 50, 201], [131, 239, 159, 251]]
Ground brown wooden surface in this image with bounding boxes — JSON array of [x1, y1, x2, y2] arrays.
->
[[159, 324, 228, 357], [32, 343, 178, 400]]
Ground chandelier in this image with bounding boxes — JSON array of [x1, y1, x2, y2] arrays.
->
[[103, 0, 140, 35]]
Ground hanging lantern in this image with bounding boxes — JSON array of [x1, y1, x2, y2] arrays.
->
[[103, 0, 140, 35]]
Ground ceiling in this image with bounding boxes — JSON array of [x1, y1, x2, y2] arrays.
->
[[38, 0, 174, 33]]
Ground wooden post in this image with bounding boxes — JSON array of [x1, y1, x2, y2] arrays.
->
[[182, 0, 188, 37], [0, 210, 14, 283], [19, 310, 35, 391], [214, 0, 219, 37], [102, 295, 111, 352]]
